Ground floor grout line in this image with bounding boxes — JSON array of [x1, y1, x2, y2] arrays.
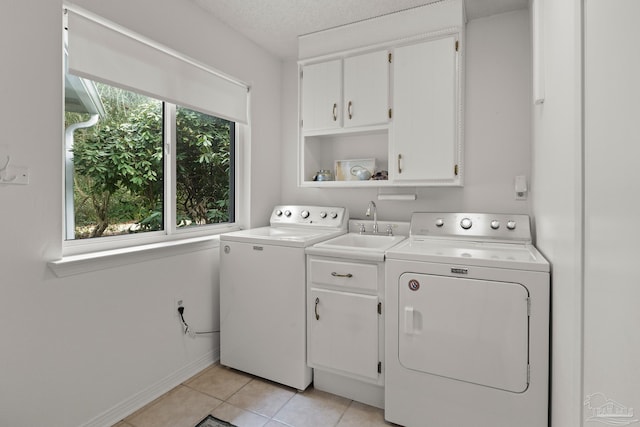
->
[[116, 362, 392, 427]]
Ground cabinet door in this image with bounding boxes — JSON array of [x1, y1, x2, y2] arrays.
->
[[391, 36, 459, 183], [301, 59, 342, 131], [343, 50, 389, 128], [309, 288, 379, 380]]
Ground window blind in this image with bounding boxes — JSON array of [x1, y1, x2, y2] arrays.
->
[[65, 5, 249, 124]]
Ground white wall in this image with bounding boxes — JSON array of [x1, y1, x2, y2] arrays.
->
[[281, 10, 532, 220], [0, 1, 281, 426], [583, 0, 640, 421], [530, 0, 584, 426]]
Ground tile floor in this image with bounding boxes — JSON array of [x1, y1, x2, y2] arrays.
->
[[113, 363, 400, 427]]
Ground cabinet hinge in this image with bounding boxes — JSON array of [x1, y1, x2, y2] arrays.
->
[[388, 108, 393, 119], [378, 361, 382, 374], [388, 52, 392, 63], [527, 364, 531, 383], [527, 297, 531, 316], [455, 40, 459, 52], [377, 302, 382, 315], [300, 69, 303, 78], [454, 164, 459, 176]]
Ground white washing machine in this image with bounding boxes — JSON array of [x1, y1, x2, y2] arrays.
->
[[385, 212, 550, 427], [220, 205, 348, 390]]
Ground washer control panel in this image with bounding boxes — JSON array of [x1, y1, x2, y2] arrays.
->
[[270, 205, 348, 229], [409, 212, 532, 243]]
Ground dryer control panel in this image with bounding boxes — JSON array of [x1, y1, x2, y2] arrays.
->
[[409, 212, 532, 243]]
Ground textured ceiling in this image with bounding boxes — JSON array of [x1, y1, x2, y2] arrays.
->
[[193, 0, 529, 59]]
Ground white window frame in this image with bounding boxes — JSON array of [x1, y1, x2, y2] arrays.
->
[[62, 103, 245, 257]]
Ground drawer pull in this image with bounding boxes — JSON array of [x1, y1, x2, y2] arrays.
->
[[315, 297, 320, 320], [331, 272, 353, 278]]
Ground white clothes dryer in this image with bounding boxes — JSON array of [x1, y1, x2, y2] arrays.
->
[[220, 205, 347, 390], [384, 212, 549, 427]]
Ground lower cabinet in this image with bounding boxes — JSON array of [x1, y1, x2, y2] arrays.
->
[[309, 288, 379, 380], [306, 255, 384, 407]]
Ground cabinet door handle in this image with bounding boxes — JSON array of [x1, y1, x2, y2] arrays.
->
[[347, 101, 353, 120], [315, 297, 320, 320], [331, 272, 353, 278], [332, 103, 338, 121], [398, 154, 403, 174]]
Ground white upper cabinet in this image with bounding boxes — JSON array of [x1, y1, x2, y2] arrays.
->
[[301, 50, 389, 133], [301, 59, 342, 131], [343, 51, 390, 128], [297, 0, 465, 187], [390, 36, 461, 184]]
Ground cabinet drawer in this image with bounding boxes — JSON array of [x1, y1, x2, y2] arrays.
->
[[309, 258, 377, 291]]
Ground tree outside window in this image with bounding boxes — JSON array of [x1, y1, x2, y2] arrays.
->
[[64, 81, 234, 240]]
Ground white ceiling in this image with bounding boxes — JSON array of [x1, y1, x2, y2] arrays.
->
[[192, 0, 529, 59]]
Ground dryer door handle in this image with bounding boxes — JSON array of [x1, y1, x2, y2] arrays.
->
[[404, 306, 414, 334]]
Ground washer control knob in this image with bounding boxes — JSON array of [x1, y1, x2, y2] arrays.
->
[[319, 211, 327, 219], [275, 209, 283, 217], [435, 218, 445, 227], [506, 220, 517, 230], [460, 218, 472, 230], [301, 210, 310, 219], [490, 220, 500, 230], [284, 210, 292, 217], [330, 212, 338, 219]]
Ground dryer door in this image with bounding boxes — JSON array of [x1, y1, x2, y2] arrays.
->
[[398, 273, 529, 392]]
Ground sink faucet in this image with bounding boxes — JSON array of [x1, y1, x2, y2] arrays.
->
[[366, 201, 378, 234]]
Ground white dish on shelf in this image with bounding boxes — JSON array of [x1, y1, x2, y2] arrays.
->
[[335, 158, 375, 181]]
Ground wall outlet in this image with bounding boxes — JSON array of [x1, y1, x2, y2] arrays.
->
[[174, 297, 184, 317], [515, 175, 528, 200]]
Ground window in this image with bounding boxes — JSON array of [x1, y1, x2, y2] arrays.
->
[[65, 82, 165, 239], [63, 5, 247, 250], [64, 80, 236, 240], [175, 106, 235, 229]]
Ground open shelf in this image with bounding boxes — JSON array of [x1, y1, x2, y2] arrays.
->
[[300, 128, 390, 187]]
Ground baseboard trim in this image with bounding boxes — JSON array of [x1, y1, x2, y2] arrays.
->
[[81, 348, 220, 427]]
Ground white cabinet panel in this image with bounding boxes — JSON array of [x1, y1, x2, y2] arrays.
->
[[343, 51, 389, 128], [309, 288, 379, 380], [309, 258, 378, 291], [301, 51, 388, 133], [301, 59, 342, 131], [391, 36, 460, 183]]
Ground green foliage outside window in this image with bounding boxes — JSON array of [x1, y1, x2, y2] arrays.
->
[[65, 83, 233, 239], [176, 106, 233, 228]]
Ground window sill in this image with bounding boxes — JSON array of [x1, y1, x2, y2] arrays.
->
[[49, 235, 223, 278]]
